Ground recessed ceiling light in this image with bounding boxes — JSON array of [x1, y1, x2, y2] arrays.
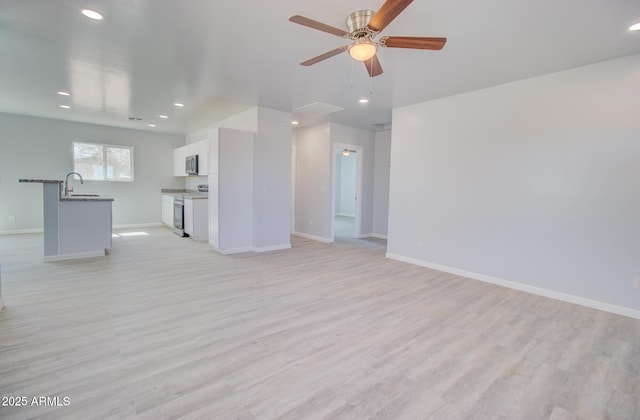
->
[[60, 105, 71, 109], [159, 115, 168, 119], [81, 9, 103, 20], [57, 91, 70, 96], [291, 121, 299, 125], [148, 124, 156, 127], [359, 98, 369, 104], [174, 103, 184, 107], [629, 22, 640, 31]]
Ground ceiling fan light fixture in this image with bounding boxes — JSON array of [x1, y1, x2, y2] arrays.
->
[[81, 9, 103, 20], [348, 40, 377, 62]]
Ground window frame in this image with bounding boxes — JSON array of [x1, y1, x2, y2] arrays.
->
[[72, 141, 135, 182]]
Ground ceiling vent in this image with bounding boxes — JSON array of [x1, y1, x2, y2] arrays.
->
[[293, 102, 343, 118]]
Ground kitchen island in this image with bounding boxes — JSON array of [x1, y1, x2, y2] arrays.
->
[[19, 179, 114, 261]]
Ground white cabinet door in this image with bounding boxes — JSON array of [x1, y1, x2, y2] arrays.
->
[[207, 129, 219, 174], [197, 139, 208, 175], [188, 199, 208, 241], [173, 147, 186, 176], [184, 199, 194, 235], [208, 174, 219, 247], [161, 195, 174, 226]]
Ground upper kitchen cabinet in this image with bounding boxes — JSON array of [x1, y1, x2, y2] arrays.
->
[[173, 146, 187, 177], [173, 142, 206, 177], [197, 140, 208, 175]]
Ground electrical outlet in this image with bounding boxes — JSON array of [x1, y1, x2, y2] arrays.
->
[[634, 276, 640, 289]]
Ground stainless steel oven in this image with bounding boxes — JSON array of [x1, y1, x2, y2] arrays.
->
[[173, 196, 187, 237]]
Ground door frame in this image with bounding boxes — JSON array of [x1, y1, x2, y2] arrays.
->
[[331, 142, 363, 240]]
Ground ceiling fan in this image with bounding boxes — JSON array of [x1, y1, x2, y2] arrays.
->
[[289, 0, 446, 78]]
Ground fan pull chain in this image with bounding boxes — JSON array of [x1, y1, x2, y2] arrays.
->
[[369, 71, 374, 95], [350, 58, 355, 88]]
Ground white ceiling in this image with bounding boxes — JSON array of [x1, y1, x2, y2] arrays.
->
[[1, 0, 639, 135]]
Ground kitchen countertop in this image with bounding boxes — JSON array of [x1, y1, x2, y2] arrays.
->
[[161, 188, 207, 199], [60, 196, 114, 202]]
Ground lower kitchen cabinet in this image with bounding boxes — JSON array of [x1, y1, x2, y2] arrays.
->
[[161, 195, 174, 227], [184, 198, 208, 241]]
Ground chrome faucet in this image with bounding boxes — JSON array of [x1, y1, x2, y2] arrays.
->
[[64, 171, 84, 196]]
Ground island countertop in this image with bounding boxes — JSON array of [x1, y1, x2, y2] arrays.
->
[[19, 179, 113, 201], [19, 179, 63, 183]]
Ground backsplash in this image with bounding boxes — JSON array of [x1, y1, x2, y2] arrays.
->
[[185, 175, 207, 190]]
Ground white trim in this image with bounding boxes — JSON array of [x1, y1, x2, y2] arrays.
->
[[253, 243, 292, 253], [369, 233, 388, 240], [292, 231, 333, 243], [44, 250, 106, 262], [213, 246, 254, 255], [357, 233, 388, 240], [336, 213, 355, 217], [0, 228, 44, 235], [113, 223, 164, 229], [386, 253, 640, 320]]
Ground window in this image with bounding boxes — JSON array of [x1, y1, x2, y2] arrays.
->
[[73, 142, 134, 182]]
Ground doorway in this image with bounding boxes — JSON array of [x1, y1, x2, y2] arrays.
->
[[332, 143, 363, 240]]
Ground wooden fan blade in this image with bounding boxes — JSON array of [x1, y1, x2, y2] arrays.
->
[[367, 0, 414, 32], [381, 36, 447, 50], [364, 55, 383, 77], [289, 15, 348, 37], [300, 46, 348, 66]]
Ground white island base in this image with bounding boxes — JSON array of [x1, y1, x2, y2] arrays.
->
[[20, 179, 113, 262]]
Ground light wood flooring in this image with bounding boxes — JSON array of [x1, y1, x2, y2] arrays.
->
[[0, 227, 639, 419]]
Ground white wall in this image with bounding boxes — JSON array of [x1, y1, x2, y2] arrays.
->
[[294, 124, 332, 241], [184, 108, 260, 191], [0, 113, 184, 232], [253, 107, 292, 250], [293, 122, 377, 241], [388, 54, 640, 316], [330, 124, 375, 235], [185, 108, 259, 144], [372, 129, 391, 237], [184, 106, 292, 251]]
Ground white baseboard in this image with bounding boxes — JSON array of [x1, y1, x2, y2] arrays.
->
[[213, 246, 254, 255], [386, 252, 640, 320], [370, 233, 388, 240], [357, 233, 388, 240], [0, 228, 43, 235], [113, 223, 164, 229], [44, 250, 106, 262], [292, 231, 333, 243], [253, 244, 291, 253]]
